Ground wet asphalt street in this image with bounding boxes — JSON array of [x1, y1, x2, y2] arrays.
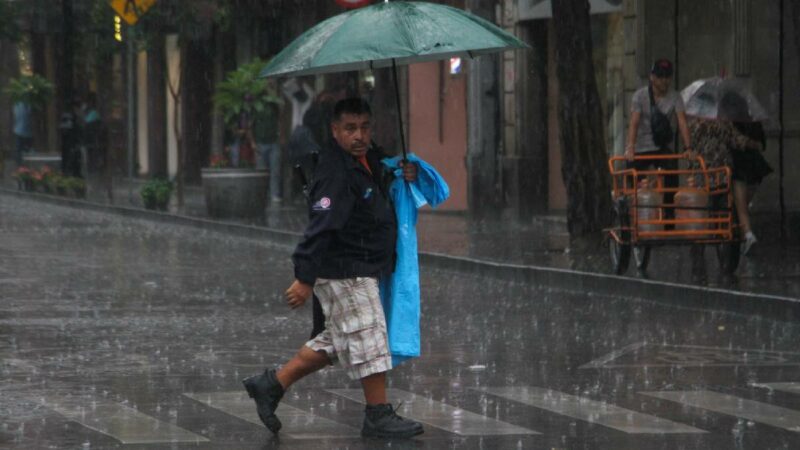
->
[[2, 194, 800, 449]]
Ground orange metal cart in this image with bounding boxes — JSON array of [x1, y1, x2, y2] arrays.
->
[[607, 154, 741, 275]]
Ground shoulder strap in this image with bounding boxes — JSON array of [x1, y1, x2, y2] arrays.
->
[[647, 84, 657, 107]]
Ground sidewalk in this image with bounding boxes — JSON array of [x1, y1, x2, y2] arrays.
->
[[3, 165, 799, 301]]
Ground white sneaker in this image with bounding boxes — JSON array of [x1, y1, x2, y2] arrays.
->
[[741, 231, 757, 255]]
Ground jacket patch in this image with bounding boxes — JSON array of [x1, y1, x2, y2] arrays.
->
[[312, 196, 332, 211]]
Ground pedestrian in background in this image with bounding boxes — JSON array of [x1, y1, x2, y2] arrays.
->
[[625, 58, 694, 166], [59, 98, 82, 178], [81, 93, 111, 201], [251, 85, 282, 203], [723, 93, 772, 254], [687, 94, 763, 282], [13, 100, 33, 167], [625, 59, 694, 223]]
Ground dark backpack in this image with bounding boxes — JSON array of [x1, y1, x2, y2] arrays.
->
[[648, 85, 673, 149]]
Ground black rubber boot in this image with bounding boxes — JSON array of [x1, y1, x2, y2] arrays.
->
[[362, 403, 424, 439], [242, 368, 285, 433]]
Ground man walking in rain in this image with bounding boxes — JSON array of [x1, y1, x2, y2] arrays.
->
[[243, 98, 423, 439]]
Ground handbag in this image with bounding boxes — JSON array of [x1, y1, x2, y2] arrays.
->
[[648, 85, 673, 149]]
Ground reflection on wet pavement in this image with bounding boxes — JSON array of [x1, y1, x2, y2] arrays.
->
[[328, 388, 539, 436], [640, 390, 800, 432], [184, 392, 361, 439], [475, 387, 705, 434], [2, 195, 800, 449]]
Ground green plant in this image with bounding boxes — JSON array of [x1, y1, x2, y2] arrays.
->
[[12, 166, 32, 182], [55, 175, 71, 192], [140, 178, 173, 210], [62, 177, 86, 198], [213, 58, 282, 130], [209, 152, 230, 168], [37, 166, 55, 192], [4, 74, 54, 109], [12, 166, 33, 191]]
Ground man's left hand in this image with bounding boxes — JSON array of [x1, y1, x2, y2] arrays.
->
[[400, 160, 418, 182]]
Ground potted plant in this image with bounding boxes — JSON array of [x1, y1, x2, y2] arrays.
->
[[69, 177, 87, 199], [12, 166, 33, 191], [140, 178, 173, 211], [51, 173, 67, 196], [202, 59, 280, 219], [4, 74, 54, 109], [36, 166, 55, 193]]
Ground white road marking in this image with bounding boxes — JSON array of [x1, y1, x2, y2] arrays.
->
[[641, 390, 800, 432], [581, 343, 800, 368], [44, 396, 208, 444], [476, 386, 705, 434]]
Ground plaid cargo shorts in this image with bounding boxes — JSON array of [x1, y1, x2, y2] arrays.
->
[[305, 277, 392, 380]]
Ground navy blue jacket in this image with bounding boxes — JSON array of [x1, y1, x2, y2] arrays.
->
[[292, 143, 397, 285]]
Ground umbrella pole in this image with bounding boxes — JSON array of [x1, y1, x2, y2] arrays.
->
[[779, 0, 786, 236], [391, 58, 408, 160]]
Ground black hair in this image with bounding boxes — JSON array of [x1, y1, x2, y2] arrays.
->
[[332, 97, 371, 122], [719, 92, 750, 121], [650, 58, 674, 78]]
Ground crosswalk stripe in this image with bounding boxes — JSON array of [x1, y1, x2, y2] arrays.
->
[[327, 388, 540, 436], [751, 382, 800, 395], [475, 387, 705, 434], [640, 390, 800, 432], [44, 397, 208, 444], [184, 391, 360, 439]]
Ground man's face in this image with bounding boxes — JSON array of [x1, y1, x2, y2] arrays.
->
[[332, 113, 371, 158], [650, 74, 672, 93]]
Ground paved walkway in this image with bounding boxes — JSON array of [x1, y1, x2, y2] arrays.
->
[[3, 194, 800, 449], [3, 163, 799, 300]]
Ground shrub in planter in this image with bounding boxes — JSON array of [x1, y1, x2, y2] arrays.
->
[[36, 166, 55, 193], [57, 177, 86, 198], [52, 174, 68, 196], [4, 74, 54, 110], [140, 178, 173, 211], [12, 166, 33, 191], [68, 177, 87, 198], [63, 177, 86, 198]]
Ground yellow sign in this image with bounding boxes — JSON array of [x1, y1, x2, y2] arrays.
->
[[110, 0, 156, 26]]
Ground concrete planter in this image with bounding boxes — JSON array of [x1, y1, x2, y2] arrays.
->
[[201, 168, 269, 219], [22, 154, 62, 172]]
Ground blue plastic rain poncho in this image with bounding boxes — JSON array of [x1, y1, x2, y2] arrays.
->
[[380, 154, 449, 366]]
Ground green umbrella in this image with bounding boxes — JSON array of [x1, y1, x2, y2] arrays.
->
[[260, 0, 529, 158]]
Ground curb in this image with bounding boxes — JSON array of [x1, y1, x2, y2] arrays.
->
[[420, 253, 800, 322], [4, 188, 798, 321]]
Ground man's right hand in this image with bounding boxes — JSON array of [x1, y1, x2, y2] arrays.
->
[[285, 280, 313, 309]]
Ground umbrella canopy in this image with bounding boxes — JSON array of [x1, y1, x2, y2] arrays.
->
[[260, 1, 528, 78], [681, 77, 768, 122]]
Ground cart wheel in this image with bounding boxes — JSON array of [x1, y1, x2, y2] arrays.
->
[[716, 241, 740, 274], [634, 245, 651, 273], [609, 198, 631, 275]]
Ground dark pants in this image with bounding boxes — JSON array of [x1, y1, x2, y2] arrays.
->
[[62, 146, 83, 178], [15, 135, 32, 166]]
